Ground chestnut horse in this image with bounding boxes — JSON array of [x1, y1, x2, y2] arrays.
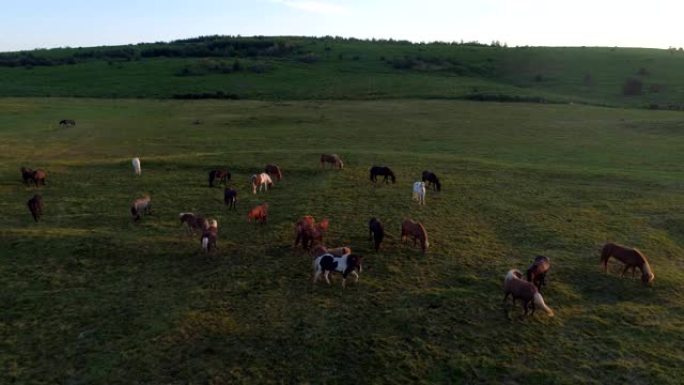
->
[[370, 166, 396, 184], [368, 217, 384, 252], [209, 169, 231, 187], [503, 269, 554, 317], [601, 242, 655, 285], [251, 173, 273, 194], [526, 256, 551, 291], [27, 194, 44, 222], [320, 154, 344, 169], [224, 188, 238, 211], [180, 212, 209, 233], [401, 219, 429, 253], [265, 164, 282, 181], [421, 170, 441, 191], [131, 195, 151, 222], [294, 216, 329, 249], [248, 203, 268, 224]]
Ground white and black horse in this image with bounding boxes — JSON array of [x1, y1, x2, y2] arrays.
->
[[312, 253, 363, 288]]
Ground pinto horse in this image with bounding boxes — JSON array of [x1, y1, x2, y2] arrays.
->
[[370, 166, 396, 184], [209, 169, 231, 187], [131, 195, 151, 222], [264, 164, 282, 181], [201, 219, 218, 253], [503, 269, 554, 317], [247, 203, 268, 224], [401, 219, 429, 253], [312, 253, 363, 288], [27, 194, 44, 222], [180, 212, 209, 233], [368, 217, 384, 252], [601, 242, 655, 285], [412, 181, 426, 205], [526, 256, 551, 291], [224, 188, 238, 211], [251, 173, 273, 194], [421, 170, 441, 191], [320, 154, 344, 169]]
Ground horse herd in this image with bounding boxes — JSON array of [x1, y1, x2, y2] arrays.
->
[[19, 152, 656, 318]]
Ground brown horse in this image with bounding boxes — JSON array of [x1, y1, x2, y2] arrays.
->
[[201, 219, 218, 253], [294, 216, 329, 249], [27, 194, 43, 222], [504, 269, 554, 317], [131, 195, 151, 222], [601, 242, 655, 285], [401, 219, 429, 253], [265, 164, 283, 181], [180, 212, 209, 233], [21, 167, 46, 186], [526, 255, 551, 291], [248, 203, 268, 224], [209, 169, 231, 187], [320, 154, 344, 169]]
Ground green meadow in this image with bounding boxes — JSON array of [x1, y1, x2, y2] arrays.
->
[[2, 97, 684, 384]]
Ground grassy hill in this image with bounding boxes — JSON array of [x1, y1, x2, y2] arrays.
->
[[1, 36, 684, 109], [2, 98, 684, 384]]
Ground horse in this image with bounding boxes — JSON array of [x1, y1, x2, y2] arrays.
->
[[27, 194, 43, 222], [31, 169, 47, 186], [59, 119, 76, 127], [132, 158, 141, 176], [294, 216, 329, 249], [421, 170, 441, 191], [503, 269, 554, 317], [526, 256, 551, 291], [312, 253, 363, 288], [20, 167, 34, 184], [368, 217, 384, 252], [310, 245, 352, 257], [251, 173, 273, 194], [209, 169, 231, 187], [247, 203, 268, 224], [600, 242, 655, 285], [264, 164, 282, 181], [131, 195, 151, 222], [401, 219, 429, 253], [370, 166, 396, 184], [201, 219, 218, 253], [320, 154, 344, 169], [180, 212, 209, 233], [412, 181, 426, 205], [224, 188, 238, 211]]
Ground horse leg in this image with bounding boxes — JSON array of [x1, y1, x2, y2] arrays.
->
[[503, 293, 510, 303], [313, 271, 321, 284], [529, 301, 536, 315], [352, 270, 359, 283], [631, 266, 636, 278], [324, 271, 331, 285], [621, 265, 629, 277]]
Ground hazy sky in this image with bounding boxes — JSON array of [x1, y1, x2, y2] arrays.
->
[[1, 0, 681, 51]]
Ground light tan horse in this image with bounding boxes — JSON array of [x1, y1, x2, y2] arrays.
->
[[503, 269, 554, 317], [601, 242, 655, 285], [251, 173, 273, 194], [131, 195, 151, 222], [320, 154, 344, 169], [401, 219, 429, 253]]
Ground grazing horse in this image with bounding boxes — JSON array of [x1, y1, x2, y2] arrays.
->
[[201, 219, 218, 253], [130, 195, 151, 222], [601, 242, 655, 285], [421, 170, 441, 191], [370, 166, 396, 184], [310, 245, 352, 257], [31, 169, 47, 186], [251, 173, 273, 194], [526, 256, 551, 291], [412, 181, 426, 205], [503, 269, 554, 317], [180, 212, 209, 233], [368, 217, 384, 252], [401, 219, 429, 253], [224, 188, 238, 211], [247, 203, 268, 224], [312, 253, 363, 288], [294, 216, 329, 249], [20, 167, 34, 184], [264, 164, 283, 181], [132, 158, 141, 176], [59, 119, 76, 127], [320, 154, 344, 169], [27, 194, 43, 222], [209, 169, 231, 187]]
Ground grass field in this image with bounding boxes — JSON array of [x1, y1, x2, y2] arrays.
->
[[2, 98, 684, 384]]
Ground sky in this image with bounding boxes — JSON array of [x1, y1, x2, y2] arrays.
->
[[0, 0, 682, 52]]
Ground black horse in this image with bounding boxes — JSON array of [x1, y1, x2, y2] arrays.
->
[[224, 188, 237, 211], [369, 166, 396, 184], [59, 119, 76, 127], [209, 169, 231, 187], [27, 194, 43, 222], [368, 217, 384, 252], [421, 170, 441, 191]]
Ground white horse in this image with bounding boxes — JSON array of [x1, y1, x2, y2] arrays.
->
[[251, 173, 273, 194], [132, 157, 141, 176], [412, 181, 426, 205]]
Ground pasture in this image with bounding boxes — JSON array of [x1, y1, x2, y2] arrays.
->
[[1, 98, 684, 384]]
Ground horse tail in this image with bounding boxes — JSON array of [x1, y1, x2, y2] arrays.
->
[[505, 269, 523, 284], [419, 223, 429, 249], [640, 255, 655, 284], [600, 243, 613, 270], [202, 236, 209, 252], [435, 179, 441, 191], [131, 206, 139, 219], [533, 293, 554, 316], [208, 171, 214, 187]]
